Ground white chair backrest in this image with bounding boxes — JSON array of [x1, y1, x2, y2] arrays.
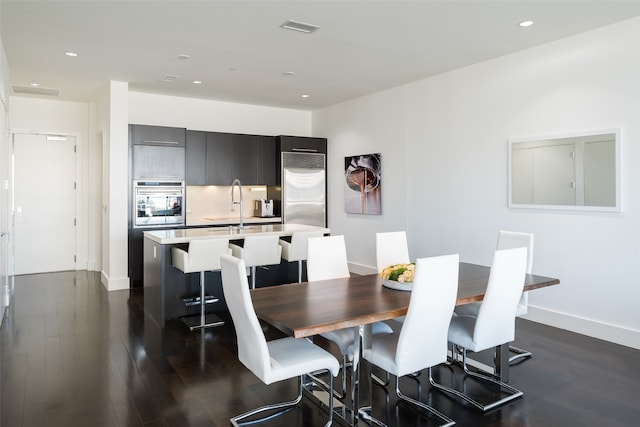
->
[[497, 230, 533, 315], [395, 254, 459, 376], [306, 235, 350, 281], [375, 231, 410, 272], [177, 238, 231, 273], [220, 254, 270, 380], [474, 247, 528, 350], [242, 234, 282, 266], [289, 230, 325, 260], [496, 230, 533, 274]]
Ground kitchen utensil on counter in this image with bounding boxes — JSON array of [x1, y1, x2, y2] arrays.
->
[[254, 199, 274, 217]]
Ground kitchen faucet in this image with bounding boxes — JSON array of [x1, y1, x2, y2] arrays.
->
[[230, 179, 244, 230]]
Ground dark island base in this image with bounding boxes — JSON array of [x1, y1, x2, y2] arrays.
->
[[143, 238, 303, 328]]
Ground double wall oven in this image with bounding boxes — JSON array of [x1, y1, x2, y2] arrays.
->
[[133, 180, 185, 228]]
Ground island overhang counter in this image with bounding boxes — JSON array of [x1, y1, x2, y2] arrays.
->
[[143, 223, 330, 328]]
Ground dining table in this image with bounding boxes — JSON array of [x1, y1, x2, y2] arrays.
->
[[250, 262, 560, 425]]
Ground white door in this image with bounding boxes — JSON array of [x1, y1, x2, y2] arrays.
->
[[532, 144, 576, 205], [13, 133, 76, 274]]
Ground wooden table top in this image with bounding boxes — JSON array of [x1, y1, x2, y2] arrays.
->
[[250, 262, 560, 339]]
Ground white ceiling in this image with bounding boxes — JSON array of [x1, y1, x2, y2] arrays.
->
[[3, 1, 640, 110]]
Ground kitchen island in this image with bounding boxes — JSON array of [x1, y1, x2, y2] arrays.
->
[[143, 223, 330, 328]]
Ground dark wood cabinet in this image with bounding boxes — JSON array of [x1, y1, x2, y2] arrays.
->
[[131, 125, 186, 180], [257, 136, 277, 185], [186, 130, 206, 185], [206, 132, 234, 185], [132, 124, 185, 146], [198, 132, 275, 185], [277, 135, 327, 154], [231, 133, 258, 184]]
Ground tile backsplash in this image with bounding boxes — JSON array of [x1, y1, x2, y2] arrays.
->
[[186, 185, 268, 224]]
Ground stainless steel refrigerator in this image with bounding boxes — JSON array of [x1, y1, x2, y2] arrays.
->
[[281, 152, 326, 227]]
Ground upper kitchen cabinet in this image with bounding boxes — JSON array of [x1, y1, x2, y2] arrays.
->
[[206, 132, 235, 185], [130, 125, 186, 180], [203, 132, 277, 186], [230, 133, 258, 184], [257, 136, 277, 185], [132, 124, 186, 147], [277, 135, 327, 154], [186, 130, 207, 185]]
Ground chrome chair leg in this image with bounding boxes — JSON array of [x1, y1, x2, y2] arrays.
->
[[249, 266, 256, 289], [182, 271, 224, 331], [430, 349, 523, 412], [394, 369, 455, 427], [309, 355, 349, 401], [231, 373, 334, 427], [509, 345, 532, 364]]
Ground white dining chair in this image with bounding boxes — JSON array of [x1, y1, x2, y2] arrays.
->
[[306, 235, 393, 398], [363, 254, 459, 427], [376, 231, 411, 326], [219, 254, 340, 427], [279, 230, 325, 282], [431, 247, 528, 411], [375, 231, 411, 272], [455, 230, 534, 364]]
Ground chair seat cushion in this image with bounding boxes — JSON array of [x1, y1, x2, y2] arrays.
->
[[454, 302, 480, 317], [456, 300, 527, 317], [447, 314, 478, 351], [322, 322, 393, 359], [363, 332, 400, 376], [264, 337, 340, 385]]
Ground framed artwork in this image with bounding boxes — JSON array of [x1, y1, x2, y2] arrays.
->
[[344, 153, 381, 214]]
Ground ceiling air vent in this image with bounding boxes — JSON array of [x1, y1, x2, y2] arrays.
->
[[12, 85, 59, 96], [160, 74, 180, 82], [280, 20, 321, 34]]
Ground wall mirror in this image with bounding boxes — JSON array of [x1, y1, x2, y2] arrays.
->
[[508, 128, 622, 212]]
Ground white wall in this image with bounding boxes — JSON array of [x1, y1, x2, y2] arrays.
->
[[128, 92, 312, 136], [1, 34, 11, 312], [313, 87, 409, 273], [314, 17, 640, 349], [97, 81, 130, 291]]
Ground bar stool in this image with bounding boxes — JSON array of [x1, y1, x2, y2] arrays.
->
[[279, 230, 325, 283], [229, 235, 282, 289], [171, 238, 231, 331]]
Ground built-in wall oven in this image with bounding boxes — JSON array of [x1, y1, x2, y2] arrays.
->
[[133, 180, 185, 228]]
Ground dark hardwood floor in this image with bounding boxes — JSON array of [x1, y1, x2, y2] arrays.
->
[[1, 271, 638, 426]]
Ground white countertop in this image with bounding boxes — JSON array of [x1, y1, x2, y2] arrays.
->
[[144, 223, 330, 245]]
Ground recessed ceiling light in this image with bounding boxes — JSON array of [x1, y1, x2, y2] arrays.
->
[[519, 20, 534, 27], [178, 54, 190, 60], [29, 81, 41, 87], [65, 52, 78, 57], [301, 94, 310, 98], [280, 20, 321, 34], [192, 80, 202, 84], [283, 71, 295, 76], [229, 67, 237, 71]]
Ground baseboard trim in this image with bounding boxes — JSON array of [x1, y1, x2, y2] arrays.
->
[[100, 271, 131, 291], [523, 306, 640, 350], [348, 262, 376, 276], [347, 262, 640, 350]]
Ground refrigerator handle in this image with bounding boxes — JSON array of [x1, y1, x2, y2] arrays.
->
[[291, 148, 318, 153]]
